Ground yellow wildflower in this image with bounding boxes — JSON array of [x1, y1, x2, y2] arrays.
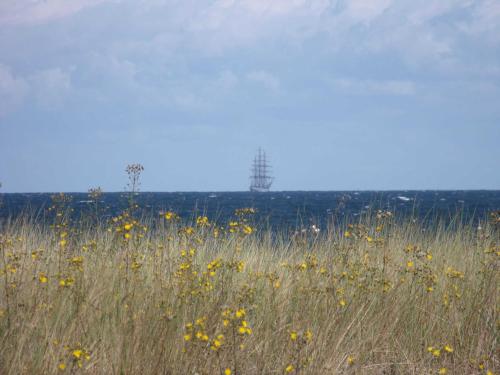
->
[[225, 369, 232, 375], [290, 331, 298, 341], [58, 363, 66, 371], [71, 256, 84, 265], [443, 345, 453, 353], [305, 330, 313, 341], [212, 339, 222, 349], [438, 368, 447, 374], [196, 216, 209, 226], [285, 364, 294, 373]]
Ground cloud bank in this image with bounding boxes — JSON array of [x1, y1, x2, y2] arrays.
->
[[0, 0, 499, 191]]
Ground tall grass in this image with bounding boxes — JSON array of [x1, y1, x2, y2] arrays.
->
[[0, 209, 498, 374]]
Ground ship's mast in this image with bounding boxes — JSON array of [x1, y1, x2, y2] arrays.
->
[[250, 148, 273, 192]]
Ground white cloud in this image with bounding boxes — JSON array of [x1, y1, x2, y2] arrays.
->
[[246, 70, 280, 92], [0, 0, 499, 118], [172, 0, 492, 68], [183, 0, 332, 54], [215, 70, 239, 90], [3, 0, 495, 72], [343, 0, 393, 24], [0, 65, 73, 117], [30, 68, 72, 110], [238, 0, 321, 16], [407, 0, 471, 25], [461, 0, 500, 43], [0, 64, 29, 117], [0, 0, 109, 26], [333, 78, 416, 95]]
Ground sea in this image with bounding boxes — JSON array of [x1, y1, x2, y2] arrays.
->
[[1, 191, 500, 230]]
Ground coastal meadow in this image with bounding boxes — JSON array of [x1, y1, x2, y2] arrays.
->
[[0, 191, 498, 374]]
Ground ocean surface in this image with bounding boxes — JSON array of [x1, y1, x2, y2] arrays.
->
[[1, 191, 500, 230]]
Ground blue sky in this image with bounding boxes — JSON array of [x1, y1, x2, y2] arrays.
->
[[0, 0, 499, 192]]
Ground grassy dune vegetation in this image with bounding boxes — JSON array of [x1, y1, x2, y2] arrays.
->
[[0, 195, 498, 375]]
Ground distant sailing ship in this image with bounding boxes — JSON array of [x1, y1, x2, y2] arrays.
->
[[250, 148, 273, 192]]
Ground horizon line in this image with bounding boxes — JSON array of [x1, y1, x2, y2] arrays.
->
[[2, 189, 500, 194]]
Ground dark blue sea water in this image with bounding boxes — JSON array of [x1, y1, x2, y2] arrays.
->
[[1, 191, 500, 229]]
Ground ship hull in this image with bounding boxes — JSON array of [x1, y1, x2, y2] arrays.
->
[[250, 186, 270, 193]]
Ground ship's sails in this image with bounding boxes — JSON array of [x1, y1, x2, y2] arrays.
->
[[250, 148, 273, 192]]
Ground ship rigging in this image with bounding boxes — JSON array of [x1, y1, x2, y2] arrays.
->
[[250, 148, 273, 192]]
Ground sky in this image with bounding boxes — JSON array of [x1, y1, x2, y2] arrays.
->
[[0, 0, 499, 192]]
